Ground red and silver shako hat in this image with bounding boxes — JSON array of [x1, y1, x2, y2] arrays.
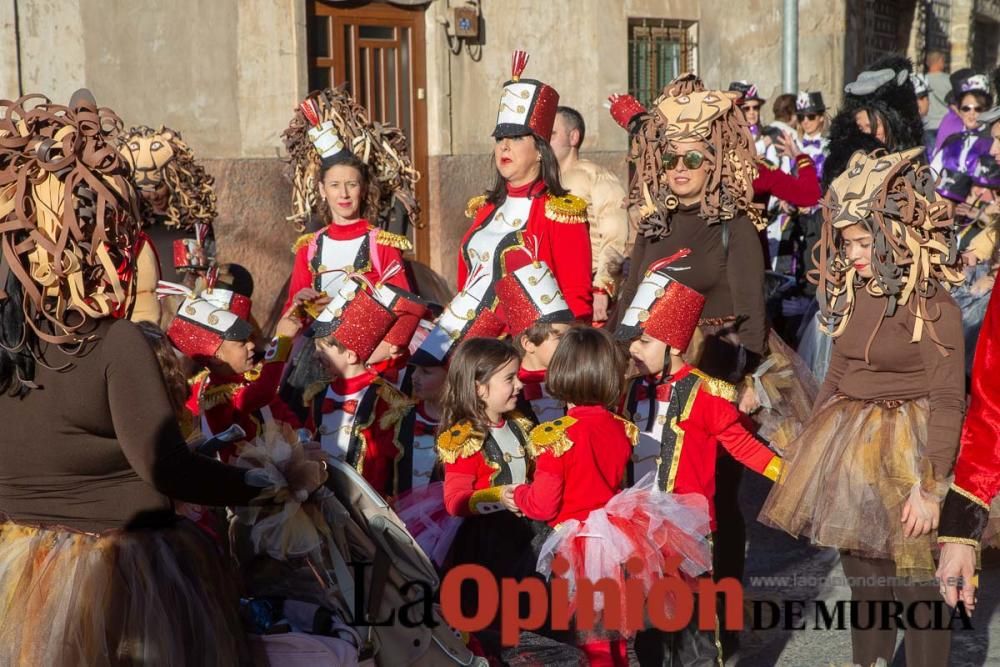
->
[[367, 262, 430, 348], [615, 249, 706, 351], [161, 284, 254, 363], [309, 277, 396, 361], [300, 98, 349, 160], [200, 286, 252, 322], [493, 50, 560, 142], [410, 273, 506, 367], [495, 249, 574, 336]]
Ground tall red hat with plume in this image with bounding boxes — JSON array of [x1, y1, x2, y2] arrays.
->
[[493, 50, 560, 142]]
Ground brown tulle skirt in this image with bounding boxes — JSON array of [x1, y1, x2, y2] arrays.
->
[[758, 395, 943, 580], [0, 516, 251, 666], [751, 331, 819, 456]]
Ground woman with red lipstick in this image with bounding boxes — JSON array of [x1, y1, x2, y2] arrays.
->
[[760, 148, 965, 667], [459, 51, 593, 323], [283, 100, 412, 314]]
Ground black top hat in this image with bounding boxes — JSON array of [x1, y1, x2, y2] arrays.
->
[[728, 81, 765, 104], [795, 91, 826, 115]]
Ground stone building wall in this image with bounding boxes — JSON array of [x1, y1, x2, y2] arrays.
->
[[1, 0, 849, 310]]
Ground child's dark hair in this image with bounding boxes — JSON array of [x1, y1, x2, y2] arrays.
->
[[137, 321, 191, 423], [546, 327, 626, 409], [513, 321, 574, 354], [440, 337, 521, 434]]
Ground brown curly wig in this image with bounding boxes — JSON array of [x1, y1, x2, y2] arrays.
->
[[283, 85, 420, 232], [627, 74, 760, 239], [119, 125, 218, 230], [0, 91, 142, 393], [812, 147, 964, 360]]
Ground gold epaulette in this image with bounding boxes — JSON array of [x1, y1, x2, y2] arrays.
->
[[754, 157, 776, 171], [527, 416, 577, 458], [291, 231, 316, 255], [436, 420, 485, 464], [465, 194, 488, 219], [188, 368, 210, 387], [377, 380, 415, 430], [545, 193, 588, 224], [691, 369, 738, 403], [375, 229, 413, 251], [613, 414, 640, 447]]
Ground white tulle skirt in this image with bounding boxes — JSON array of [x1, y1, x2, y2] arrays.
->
[[535, 474, 712, 631]]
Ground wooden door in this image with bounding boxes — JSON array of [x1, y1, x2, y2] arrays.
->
[[307, 1, 429, 262]]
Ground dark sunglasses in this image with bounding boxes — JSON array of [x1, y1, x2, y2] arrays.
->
[[960, 105, 983, 113], [662, 150, 706, 170], [797, 113, 820, 121], [743, 104, 761, 112]]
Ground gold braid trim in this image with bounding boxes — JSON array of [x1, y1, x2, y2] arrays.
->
[[937, 537, 982, 547], [545, 194, 588, 224], [763, 456, 783, 482], [950, 483, 991, 510], [376, 229, 413, 251], [436, 421, 485, 463], [691, 369, 738, 402], [465, 194, 488, 219], [188, 368, 210, 387], [614, 414, 640, 447], [508, 410, 535, 441], [377, 381, 415, 430], [527, 417, 578, 458]]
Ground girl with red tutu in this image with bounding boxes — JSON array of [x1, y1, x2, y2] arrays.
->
[[502, 327, 713, 666]]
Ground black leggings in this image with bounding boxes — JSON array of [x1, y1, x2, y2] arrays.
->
[[839, 552, 951, 667]]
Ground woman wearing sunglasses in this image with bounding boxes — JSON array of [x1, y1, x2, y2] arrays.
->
[[795, 91, 829, 182], [458, 51, 592, 324], [930, 73, 993, 189], [614, 73, 768, 659]]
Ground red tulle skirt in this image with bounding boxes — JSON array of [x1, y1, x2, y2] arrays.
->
[[535, 474, 712, 634]]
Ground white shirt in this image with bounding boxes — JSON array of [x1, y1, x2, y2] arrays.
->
[[632, 389, 671, 486], [317, 383, 371, 461], [464, 195, 532, 302], [491, 421, 527, 484]]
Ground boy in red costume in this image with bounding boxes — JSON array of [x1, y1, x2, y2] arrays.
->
[[496, 254, 577, 423], [616, 251, 783, 664], [166, 271, 305, 461], [287, 278, 412, 497]]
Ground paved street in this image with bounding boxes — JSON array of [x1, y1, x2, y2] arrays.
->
[[504, 472, 1000, 666]]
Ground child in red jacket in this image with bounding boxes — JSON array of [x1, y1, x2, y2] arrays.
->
[[616, 252, 783, 664], [504, 327, 712, 667], [496, 255, 576, 423], [164, 269, 305, 462]]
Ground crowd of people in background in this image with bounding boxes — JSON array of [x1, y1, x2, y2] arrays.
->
[[0, 45, 999, 667]]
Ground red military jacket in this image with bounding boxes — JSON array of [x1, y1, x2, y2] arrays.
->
[[283, 219, 412, 312], [276, 371, 412, 498], [939, 285, 1000, 544], [186, 335, 293, 462], [438, 412, 535, 517], [625, 364, 782, 529], [514, 405, 637, 527], [458, 181, 593, 320], [752, 154, 822, 208]]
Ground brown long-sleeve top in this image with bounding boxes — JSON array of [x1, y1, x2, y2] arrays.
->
[[815, 286, 966, 479], [620, 206, 768, 357], [0, 318, 260, 532]]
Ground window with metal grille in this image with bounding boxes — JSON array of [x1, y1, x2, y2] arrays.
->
[[628, 19, 698, 108]]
